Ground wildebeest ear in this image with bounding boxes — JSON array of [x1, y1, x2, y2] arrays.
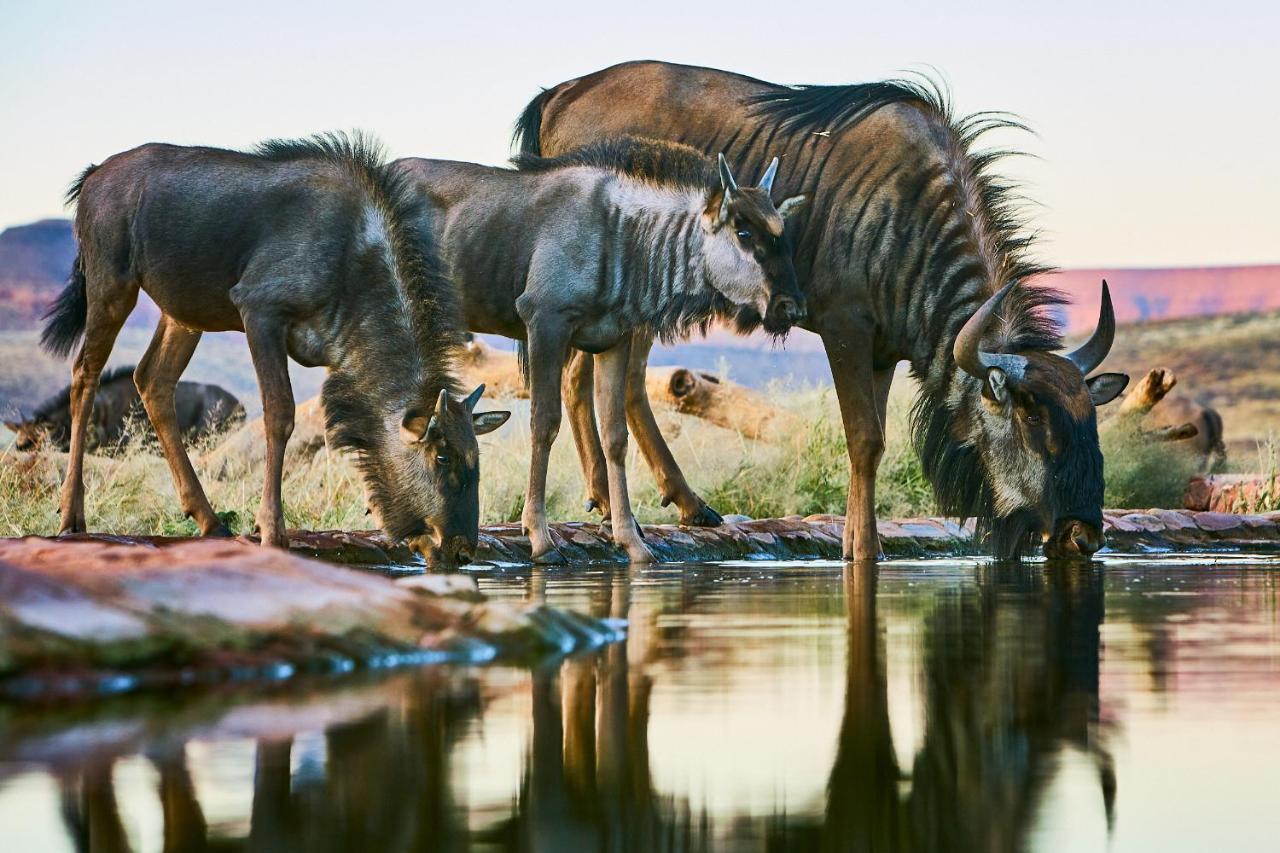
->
[[463, 384, 485, 413], [472, 410, 511, 436], [778, 195, 807, 221], [984, 367, 1010, 404], [400, 410, 430, 444], [1086, 372, 1129, 406]]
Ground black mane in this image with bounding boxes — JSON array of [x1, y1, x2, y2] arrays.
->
[[255, 132, 463, 457], [513, 136, 716, 192], [31, 364, 134, 421]]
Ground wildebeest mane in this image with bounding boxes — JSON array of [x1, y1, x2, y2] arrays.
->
[[513, 136, 716, 193], [30, 364, 135, 421], [254, 132, 464, 459]]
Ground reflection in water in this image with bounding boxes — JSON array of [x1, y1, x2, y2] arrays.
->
[[0, 559, 1277, 851]]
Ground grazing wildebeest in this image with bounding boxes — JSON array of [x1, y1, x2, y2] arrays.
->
[[41, 133, 510, 562], [392, 137, 805, 562], [5, 365, 244, 453], [514, 61, 1130, 560]]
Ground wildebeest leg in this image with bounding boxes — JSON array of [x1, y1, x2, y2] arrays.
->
[[244, 317, 295, 549], [820, 315, 884, 562], [563, 349, 610, 518], [624, 333, 722, 527], [58, 291, 135, 534], [522, 321, 569, 563], [596, 340, 655, 563], [135, 317, 230, 536]]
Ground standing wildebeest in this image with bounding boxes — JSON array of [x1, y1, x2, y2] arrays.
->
[[515, 61, 1130, 560], [393, 137, 805, 562], [41, 133, 510, 562], [5, 365, 244, 453]]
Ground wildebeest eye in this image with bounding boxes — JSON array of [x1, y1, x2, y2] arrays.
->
[[736, 229, 752, 241], [435, 453, 449, 465], [1024, 412, 1042, 425]]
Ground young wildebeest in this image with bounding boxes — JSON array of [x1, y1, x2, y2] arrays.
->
[[42, 133, 510, 562], [5, 365, 244, 453], [392, 137, 806, 562], [515, 61, 1131, 560]]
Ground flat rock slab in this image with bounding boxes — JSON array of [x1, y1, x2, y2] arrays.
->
[[0, 537, 624, 703]]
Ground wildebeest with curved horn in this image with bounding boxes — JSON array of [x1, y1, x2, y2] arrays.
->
[[5, 365, 244, 453], [41, 132, 510, 563], [392, 137, 805, 562], [514, 61, 1129, 560]]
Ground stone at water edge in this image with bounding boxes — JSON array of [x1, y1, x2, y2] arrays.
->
[[0, 536, 625, 700]]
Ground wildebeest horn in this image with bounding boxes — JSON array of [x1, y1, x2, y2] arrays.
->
[[757, 157, 779, 195], [463, 384, 485, 413], [425, 387, 449, 438], [1064, 280, 1115, 375], [953, 281, 1029, 382], [718, 153, 738, 193]]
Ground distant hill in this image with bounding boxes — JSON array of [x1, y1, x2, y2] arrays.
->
[[0, 219, 78, 330], [1, 217, 1276, 392]]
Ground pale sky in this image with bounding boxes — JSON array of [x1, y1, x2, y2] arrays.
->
[[1, 0, 1276, 267]]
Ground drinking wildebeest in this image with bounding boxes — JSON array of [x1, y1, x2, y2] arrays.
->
[[5, 365, 244, 453], [41, 132, 510, 562], [392, 137, 806, 562], [514, 61, 1130, 560]]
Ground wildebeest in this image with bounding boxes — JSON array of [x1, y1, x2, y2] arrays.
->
[[5, 364, 244, 453], [41, 133, 510, 562], [514, 61, 1130, 560], [392, 137, 805, 562]]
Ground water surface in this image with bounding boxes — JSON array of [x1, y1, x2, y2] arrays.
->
[[1, 555, 1278, 851]]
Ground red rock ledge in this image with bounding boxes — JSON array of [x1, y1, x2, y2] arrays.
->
[[0, 537, 624, 702]]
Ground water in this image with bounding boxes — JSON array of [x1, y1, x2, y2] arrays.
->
[[1, 555, 1278, 851]]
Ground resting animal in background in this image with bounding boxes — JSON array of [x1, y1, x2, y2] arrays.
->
[[1114, 367, 1227, 472], [41, 133, 509, 562], [5, 365, 244, 453], [393, 137, 806, 563]]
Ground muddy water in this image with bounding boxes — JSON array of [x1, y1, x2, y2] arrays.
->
[[1, 556, 1278, 851]]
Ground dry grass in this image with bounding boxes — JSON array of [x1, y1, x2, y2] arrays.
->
[[0, 386, 938, 537]]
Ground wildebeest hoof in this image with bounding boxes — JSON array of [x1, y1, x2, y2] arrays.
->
[[533, 547, 567, 566], [682, 502, 724, 527], [625, 541, 656, 564]]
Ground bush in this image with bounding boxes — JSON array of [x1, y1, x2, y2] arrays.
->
[[1100, 417, 1199, 509]]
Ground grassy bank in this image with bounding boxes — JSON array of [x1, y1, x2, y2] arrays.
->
[[0, 387, 936, 538]]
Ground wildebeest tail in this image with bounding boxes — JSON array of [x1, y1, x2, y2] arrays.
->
[[1204, 408, 1226, 455], [41, 254, 88, 358], [512, 88, 553, 155], [516, 340, 530, 386]]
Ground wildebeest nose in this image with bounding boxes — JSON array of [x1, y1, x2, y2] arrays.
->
[[776, 296, 805, 324], [449, 536, 474, 566]]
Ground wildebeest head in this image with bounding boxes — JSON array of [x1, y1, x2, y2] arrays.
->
[[702, 154, 807, 334], [380, 384, 510, 566], [4, 417, 48, 451], [954, 281, 1129, 560]]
